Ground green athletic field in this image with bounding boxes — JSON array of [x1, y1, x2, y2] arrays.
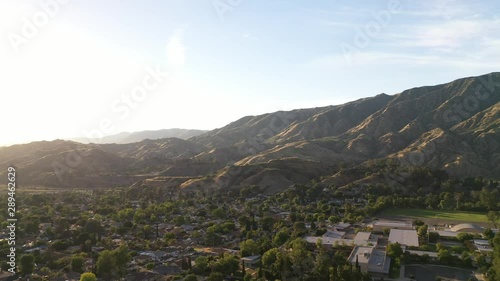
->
[[381, 208, 488, 223]]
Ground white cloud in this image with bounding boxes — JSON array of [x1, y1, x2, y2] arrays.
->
[[401, 19, 488, 48], [308, 10, 500, 71], [166, 30, 186, 67], [309, 50, 500, 70], [401, 0, 464, 20]]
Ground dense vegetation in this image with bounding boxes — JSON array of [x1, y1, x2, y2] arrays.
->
[[1, 165, 500, 280]]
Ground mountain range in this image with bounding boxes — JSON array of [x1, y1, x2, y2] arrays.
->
[[68, 128, 208, 144], [1, 72, 499, 193]]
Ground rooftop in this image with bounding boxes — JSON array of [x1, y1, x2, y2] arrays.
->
[[348, 246, 373, 264], [335, 222, 351, 229], [323, 230, 346, 239], [348, 246, 390, 274], [354, 232, 378, 246], [436, 230, 458, 238], [373, 220, 413, 227], [474, 240, 493, 252], [388, 229, 419, 247], [450, 223, 483, 233], [241, 255, 261, 262]]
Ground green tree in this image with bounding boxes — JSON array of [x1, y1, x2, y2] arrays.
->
[[457, 233, 474, 242], [212, 208, 225, 219], [24, 220, 40, 234], [207, 272, 224, 281], [488, 211, 500, 228], [193, 256, 209, 274], [386, 242, 403, 259], [84, 219, 103, 234], [490, 233, 500, 280], [437, 249, 452, 264], [240, 239, 259, 257], [261, 216, 275, 232], [113, 245, 130, 266], [185, 274, 198, 281], [481, 189, 499, 211], [71, 255, 85, 273], [293, 222, 307, 235], [273, 230, 289, 247], [20, 254, 35, 275], [429, 232, 440, 243], [262, 248, 284, 279], [96, 250, 115, 277], [484, 228, 495, 239], [289, 238, 314, 278], [113, 245, 131, 276], [211, 254, 239, 275], [79, 272, 97, 281], [142, 225, 153, 239], [439, 192, 455, 210], [418, 225, 428, 237]]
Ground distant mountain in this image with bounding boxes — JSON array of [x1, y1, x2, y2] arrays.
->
[[69, 128, 208, 144], [1, 72, 499, 192]]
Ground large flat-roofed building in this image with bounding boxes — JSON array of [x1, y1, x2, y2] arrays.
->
[[371, 220, 413, 232], [348, 246, 390, 277], [354, 232, 379, 246], [388, 229, 419, 247]]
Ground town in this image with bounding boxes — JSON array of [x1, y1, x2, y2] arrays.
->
[[1, 173, 499, 281]]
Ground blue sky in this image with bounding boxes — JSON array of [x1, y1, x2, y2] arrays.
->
[[1, 0, 499, 145]]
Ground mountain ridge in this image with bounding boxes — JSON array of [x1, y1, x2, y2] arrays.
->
[[1, 72, 499, 192], [68, 128, 208, 144]]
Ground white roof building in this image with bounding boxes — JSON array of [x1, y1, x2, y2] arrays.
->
[[323, 230, 346, 239], [348, 246, 390, 276], [354, 232, 379, 246], [388, 229, 419, 247]]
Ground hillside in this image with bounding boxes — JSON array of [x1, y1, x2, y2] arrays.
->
[[1, 72, 499, 192]]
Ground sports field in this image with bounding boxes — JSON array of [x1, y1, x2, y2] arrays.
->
[[381, 208, 488, 223]]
